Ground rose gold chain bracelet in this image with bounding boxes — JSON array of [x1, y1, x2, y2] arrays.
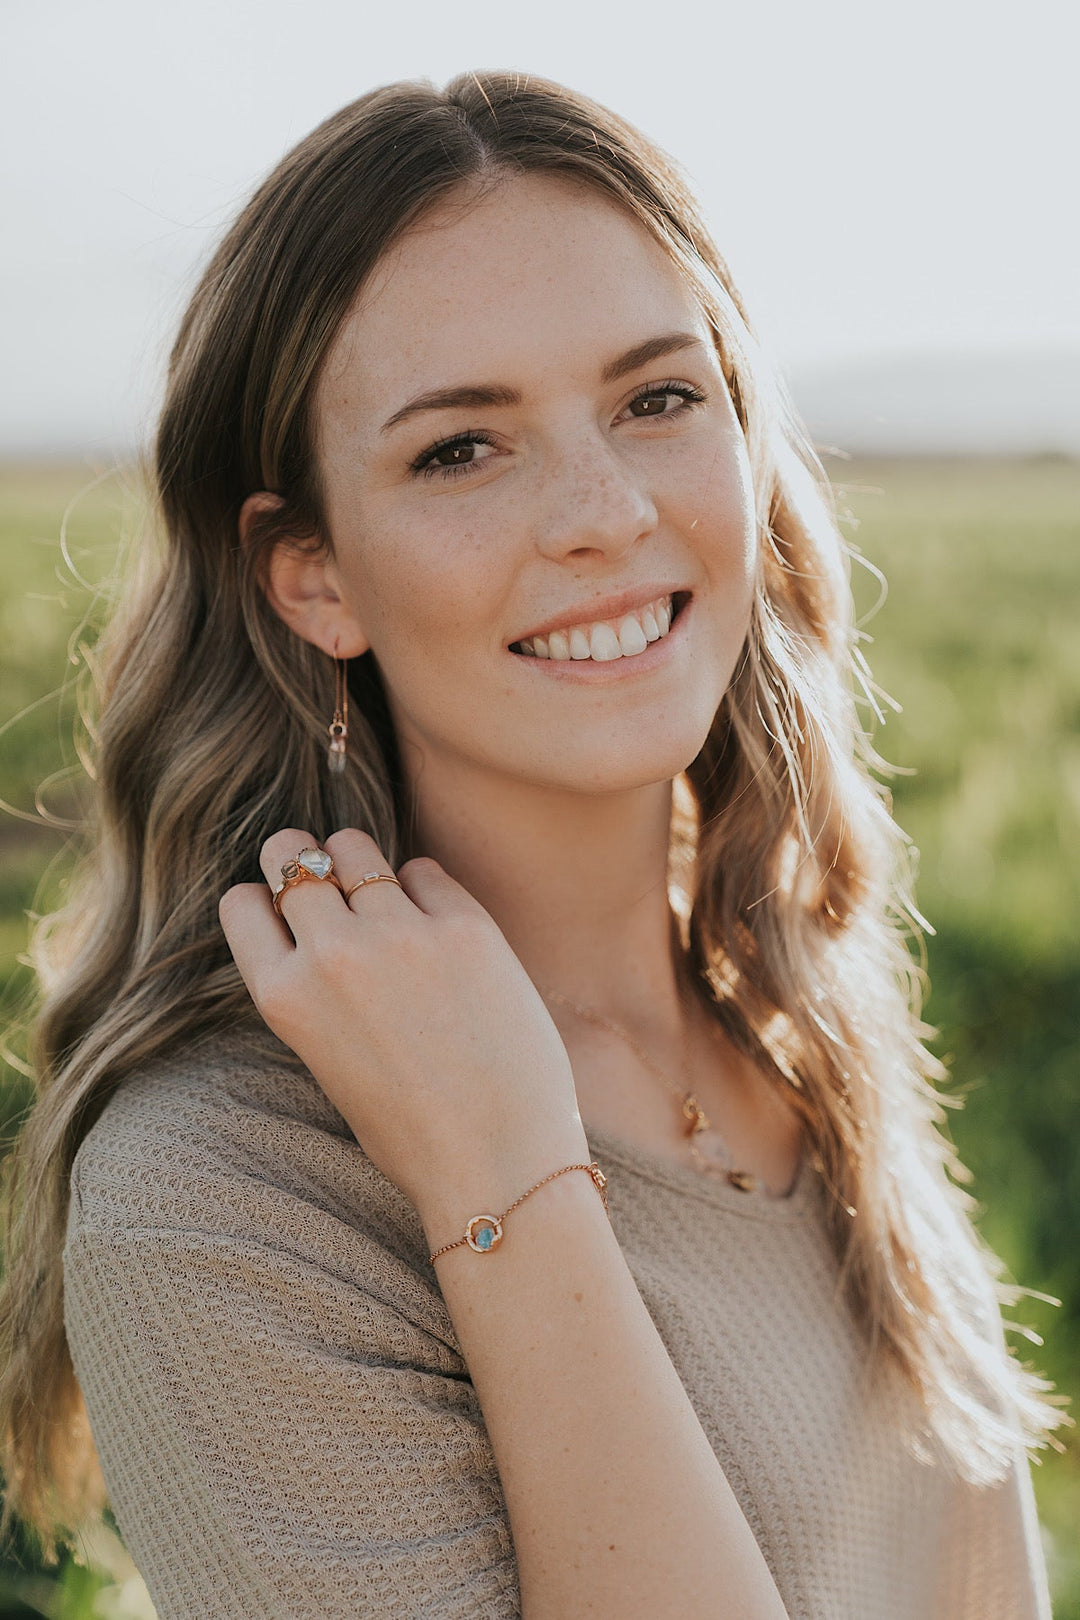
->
[[428, 1160, 609, 1265]]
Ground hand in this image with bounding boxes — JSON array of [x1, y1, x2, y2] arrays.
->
[[218, 828, 589, 1230]]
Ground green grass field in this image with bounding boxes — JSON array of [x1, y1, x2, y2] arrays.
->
[[1, 455, 1077, 1616]]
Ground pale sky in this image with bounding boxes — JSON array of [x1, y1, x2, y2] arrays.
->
[[2, 0, 1077, 454]]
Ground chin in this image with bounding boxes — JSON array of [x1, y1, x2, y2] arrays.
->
[[526, 735, 711, 797]]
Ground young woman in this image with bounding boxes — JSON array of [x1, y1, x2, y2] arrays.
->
[[0, 71, 1066, 1618]]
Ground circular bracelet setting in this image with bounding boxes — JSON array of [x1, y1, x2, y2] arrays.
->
[[428, 1160, 609, 1265], [465, 1214, 503, 1252]]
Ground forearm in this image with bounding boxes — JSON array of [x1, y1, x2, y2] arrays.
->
[[422, 1161, 789, 1620]]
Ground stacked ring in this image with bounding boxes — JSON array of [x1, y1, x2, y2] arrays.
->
[[272, 847, 345, 916], [344, 872, 403, 904]]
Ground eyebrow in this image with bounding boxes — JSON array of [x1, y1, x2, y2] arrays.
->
[[378, 330, 706, 436]]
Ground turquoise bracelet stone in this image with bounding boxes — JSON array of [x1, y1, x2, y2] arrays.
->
[[465, 1214, 503, 1253]]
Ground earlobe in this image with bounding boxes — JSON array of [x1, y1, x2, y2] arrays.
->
[[238, 491, 370, 660]]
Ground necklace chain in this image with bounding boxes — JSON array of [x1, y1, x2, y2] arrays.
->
[[539, 982, 759, 1193]]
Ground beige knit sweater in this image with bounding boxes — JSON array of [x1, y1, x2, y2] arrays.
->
[[62, 1023, 1052, 1619]]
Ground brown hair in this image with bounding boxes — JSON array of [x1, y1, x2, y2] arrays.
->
[[0, 69, 1068, 1557]]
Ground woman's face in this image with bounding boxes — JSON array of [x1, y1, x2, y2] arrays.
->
[[310, 172, 757, 798]]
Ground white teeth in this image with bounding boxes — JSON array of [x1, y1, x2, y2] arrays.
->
[[516, 593, 678, 661], [616, 614, 649, 656], [589, 622, 623, 661]]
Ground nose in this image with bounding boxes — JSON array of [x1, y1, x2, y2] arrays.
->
[[530, 433, 659, 564]]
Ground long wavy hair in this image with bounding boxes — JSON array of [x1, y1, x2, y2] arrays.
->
[[0, 69, 1069, 1557]]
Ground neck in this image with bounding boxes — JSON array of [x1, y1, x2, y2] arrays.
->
[[407, 756, 689, 1037]]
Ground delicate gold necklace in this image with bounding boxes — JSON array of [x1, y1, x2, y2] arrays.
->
[[539, 983, 759, 1193]]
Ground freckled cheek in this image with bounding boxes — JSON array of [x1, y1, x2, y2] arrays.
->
[[343, 517, 503, 663]]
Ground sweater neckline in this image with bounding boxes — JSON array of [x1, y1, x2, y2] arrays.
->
[[212, 1021, 819, 1222], [581, 1117, 819, 1221]]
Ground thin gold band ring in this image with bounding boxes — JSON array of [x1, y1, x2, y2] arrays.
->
[[344, 872, 403, 904]]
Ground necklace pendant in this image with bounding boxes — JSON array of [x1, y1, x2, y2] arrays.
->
[[681, 1093, 711, 1135], [727, 1169, 757, 1193], [688, 1137, 758, 1193]]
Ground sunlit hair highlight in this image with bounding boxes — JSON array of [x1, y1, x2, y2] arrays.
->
[[0, 68, 1068, 1556]]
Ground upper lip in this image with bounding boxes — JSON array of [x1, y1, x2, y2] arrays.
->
[[510, 583, 690, 646]]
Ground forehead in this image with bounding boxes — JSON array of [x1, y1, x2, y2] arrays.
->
[[317, 172, 707, 426]]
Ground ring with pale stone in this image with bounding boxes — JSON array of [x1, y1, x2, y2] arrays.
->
[[344, 872, 403, 904], [271, 847, 344, 917]]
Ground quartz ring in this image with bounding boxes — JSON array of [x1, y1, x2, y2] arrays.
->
[[343, 872, 403, 904], [271, 847, 344, 917]]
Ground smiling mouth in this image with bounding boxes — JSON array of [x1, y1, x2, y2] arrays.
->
[[509, 591, 691, 663]]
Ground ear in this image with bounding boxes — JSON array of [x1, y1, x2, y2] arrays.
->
[[239, 491, 370, 659]]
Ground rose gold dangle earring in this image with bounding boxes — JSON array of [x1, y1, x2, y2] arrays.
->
[[327, 640, 349, 776]]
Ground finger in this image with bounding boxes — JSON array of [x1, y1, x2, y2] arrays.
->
[[219, 883, 294, 996], [259, 828, 348, 930], [393, 854, 493, 921], [321, 827, 412, 915]]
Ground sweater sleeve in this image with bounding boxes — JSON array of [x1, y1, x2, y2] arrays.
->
[[932, 1434, 1052, 1620], [63, 1136, 521, 1618], [921, 1179, 1055, 1620]]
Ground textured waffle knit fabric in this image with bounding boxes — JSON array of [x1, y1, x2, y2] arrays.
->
[[62, 1022, 1053, 1619]]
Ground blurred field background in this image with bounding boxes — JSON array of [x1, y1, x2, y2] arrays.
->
[[0, 454, 1077, 1616]]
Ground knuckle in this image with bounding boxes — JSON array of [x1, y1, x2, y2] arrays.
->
[[398, 855, 441, 878], [218, 883, 255, 928], [324, 826, 383, 857]]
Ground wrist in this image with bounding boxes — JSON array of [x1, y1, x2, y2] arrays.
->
[[418, 1138, 600, 1257]]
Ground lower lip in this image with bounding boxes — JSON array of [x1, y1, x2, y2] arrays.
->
[[507, 597, 692, 684]]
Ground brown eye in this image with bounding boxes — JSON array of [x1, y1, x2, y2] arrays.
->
[[629, 393, 672, 417], [624, 383, 705, 420], [411, 431, 498, 478]]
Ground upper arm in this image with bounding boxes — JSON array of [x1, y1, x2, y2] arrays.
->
[[917, 1178, 1055, 1620], [63, 1218, 520, 1619], [931, 1437, 1052, 1620]]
